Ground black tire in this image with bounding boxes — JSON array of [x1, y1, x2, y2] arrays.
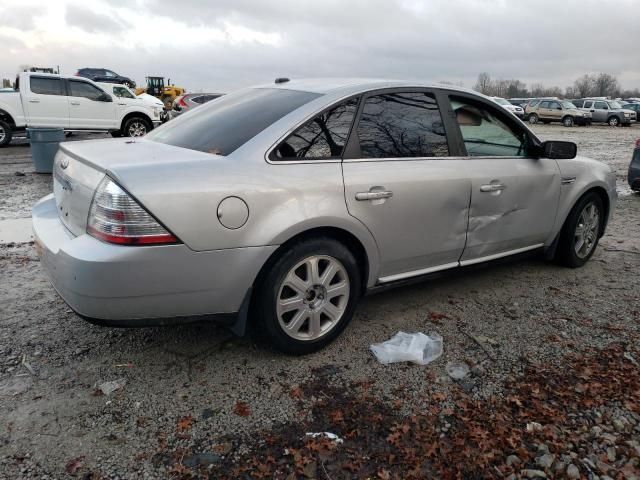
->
[[562, 116, 574, 127], [529, 113, 539, 124], [542, 120, 550, 124], [608, 116, 620, 127], [122, 117, 152, 137], [556, 192, 604, 268], [0, 119, 13, 147], [254, 237, 362, 355]]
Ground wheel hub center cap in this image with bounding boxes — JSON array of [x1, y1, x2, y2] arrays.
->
[[305, 284, 326, 309]]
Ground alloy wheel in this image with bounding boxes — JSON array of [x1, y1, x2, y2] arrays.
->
[[276, 255, 350, 341], [529, 114, 538, 124], [127, 121, 147, 137], [574, 202, 600, 259], [0, 125, 5, 143], [609, 117, 619, 127]]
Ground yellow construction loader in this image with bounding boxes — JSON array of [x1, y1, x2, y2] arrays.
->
[[135, 77, 186, 108]]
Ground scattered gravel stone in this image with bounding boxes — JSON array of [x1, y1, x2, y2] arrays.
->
[[506, 455, 521, 467], [537, 453, 555, 469], [520, 469, 547, 479], [566, 464, 580, 479]]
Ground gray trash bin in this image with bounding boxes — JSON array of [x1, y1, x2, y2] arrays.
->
[[28, 128, 65, 174]]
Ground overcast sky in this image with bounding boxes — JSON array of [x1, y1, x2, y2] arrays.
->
[[0, 0, 638, 93]]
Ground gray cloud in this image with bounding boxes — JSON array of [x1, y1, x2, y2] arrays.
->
[[0, 6, 38, 30], [65, 5, 130, 33], [1, 0, 639, 93]]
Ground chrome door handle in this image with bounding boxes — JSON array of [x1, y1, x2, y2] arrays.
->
[[117, 102, 126, 105], [28, 99, 40, 103], [355, 190, 393, 201], [70, 101, 80, 105], [480, 183, 506, 193]]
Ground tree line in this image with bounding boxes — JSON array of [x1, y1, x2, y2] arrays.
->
[[472, 72, 640, 99]]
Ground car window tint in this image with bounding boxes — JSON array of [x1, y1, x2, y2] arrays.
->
[[539, 101, 549, 108], [356, 92, 449, 158], [550, 102, 560, 108], [69, 81, 105, 100], [146, 88, 321, 155], [450, 97, 527, 157], [30, 77, 64, 96], [191, 96, 205, 104], [274, 98, 358, 160], [584, 101, 593, 108], [595, 101, 608, 109], [113, 86, 134, 99], [529, 100, 540, 107]]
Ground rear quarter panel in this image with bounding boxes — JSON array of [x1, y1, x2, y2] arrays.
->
[[0, 92, 27, 127]]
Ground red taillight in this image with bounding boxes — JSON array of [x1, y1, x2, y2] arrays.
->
[[635, 138, 640, 148], [178, 96, 188, 107], [87, 177, 179, 246]]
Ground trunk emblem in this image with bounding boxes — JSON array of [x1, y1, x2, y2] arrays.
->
[[60, 157, 69, 169]]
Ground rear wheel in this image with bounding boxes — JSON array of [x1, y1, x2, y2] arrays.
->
[[562, 116, 574, 127], [529, 113, 539, 124], [254, 238, 362, 354], [123, 117, 151, 137], [0, 120, 13, 147], [556, 192, 604, 268], [608, 116, 620, 127]]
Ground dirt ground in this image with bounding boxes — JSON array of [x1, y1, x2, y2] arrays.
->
[[0, 125, 639, 479]]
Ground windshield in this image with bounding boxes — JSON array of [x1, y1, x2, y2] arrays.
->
[[608, 101, 622, 109], [146, 88, 321, 155], [561, 101, 575, 109], [493, 98, 510, 105]]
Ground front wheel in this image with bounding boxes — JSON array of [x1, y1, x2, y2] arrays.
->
[[529, 113, 539, 124], [123, 117, 151, 137], [556, 192, 604, 268], [0, 119, 13, 147], [562, 116, 574, 127], [254, 238, 362, 354], [608, 116, 620, 127]]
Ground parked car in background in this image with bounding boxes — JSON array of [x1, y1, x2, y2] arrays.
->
[[630, 139, 640, 191], [491, 97, 524, 118], [508, 98, 533, 108], [97, 82, 168, 127], [170, 93, 224, 119], [32, 78, 616, 354], [527, 99, 591, 127], [621, 103, 640, 116], [76, 68, 136, 88], [0, 72, 161, 146], [572, 99, 636, 126]]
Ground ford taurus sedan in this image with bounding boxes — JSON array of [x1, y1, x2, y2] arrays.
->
[[33, 79, 617, 354]]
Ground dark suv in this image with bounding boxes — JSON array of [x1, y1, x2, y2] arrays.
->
[[76, 68, 135, 88]]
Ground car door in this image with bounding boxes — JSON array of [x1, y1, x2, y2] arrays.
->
[[549, 101, 562, 121], [341, 89, 471, 282], [23, 76, 69, 128], [537, 101, 551, 120], [446, 95, 561, 263], [67, 79, 116, 129]]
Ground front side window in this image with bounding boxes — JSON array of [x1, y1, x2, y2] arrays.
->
[[30, 77, 64, 96], [104, 70, 116, 77], [146, 88, 321, 155], [274, 98, 358, 160], [561, 101, 575, 110], [550, 101, 561, 109], [583, 101, 593, 108], [113, 86, 134, 99], [69, 81, 105, 100], [356, 92, 449, 158], [595, 101, 608, 109], [539, 101, 550, 109], [450, 97, 527, 157]]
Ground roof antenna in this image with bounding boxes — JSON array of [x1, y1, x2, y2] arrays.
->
[[275, 77, 290, 84]]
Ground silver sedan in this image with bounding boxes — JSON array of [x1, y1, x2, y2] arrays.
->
[[33, 79, 617, 354]]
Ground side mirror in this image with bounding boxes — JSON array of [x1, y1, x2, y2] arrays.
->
[[542, 140, 577, 159], [98, 93, 113, 102], [173, 104, 182, 112], [556, 106, 562, 110]]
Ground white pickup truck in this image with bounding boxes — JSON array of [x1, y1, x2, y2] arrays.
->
[[0, 72, 163, 146]]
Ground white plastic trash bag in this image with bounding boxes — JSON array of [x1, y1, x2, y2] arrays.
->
[[370, 331, 443, 365]]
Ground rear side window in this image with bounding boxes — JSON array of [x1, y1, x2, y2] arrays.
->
[[191, 96, 205, 104], [539, 101, 550, 108], [69, 81, 105, 100], [274, 98, 358, 160], [30, 77, 64, 96], [356, 92, 449, 158], [450, 97, 527, 157], [146, 88, 321, 155]]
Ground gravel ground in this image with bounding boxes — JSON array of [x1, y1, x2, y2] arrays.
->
[[0, 125, 639, 479]]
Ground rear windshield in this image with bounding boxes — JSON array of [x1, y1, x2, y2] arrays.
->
[[146, 88, 321, 155]]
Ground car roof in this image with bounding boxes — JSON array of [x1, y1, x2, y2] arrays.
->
[[253, 78, 479, 97]]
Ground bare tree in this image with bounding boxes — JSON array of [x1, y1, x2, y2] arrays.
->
[[474, 72, 493, 95], [573, 74, 596, 98], [593, 73, 619, 98]]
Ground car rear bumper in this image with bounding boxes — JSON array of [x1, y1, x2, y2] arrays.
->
[[32, 194, 276, 324]]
